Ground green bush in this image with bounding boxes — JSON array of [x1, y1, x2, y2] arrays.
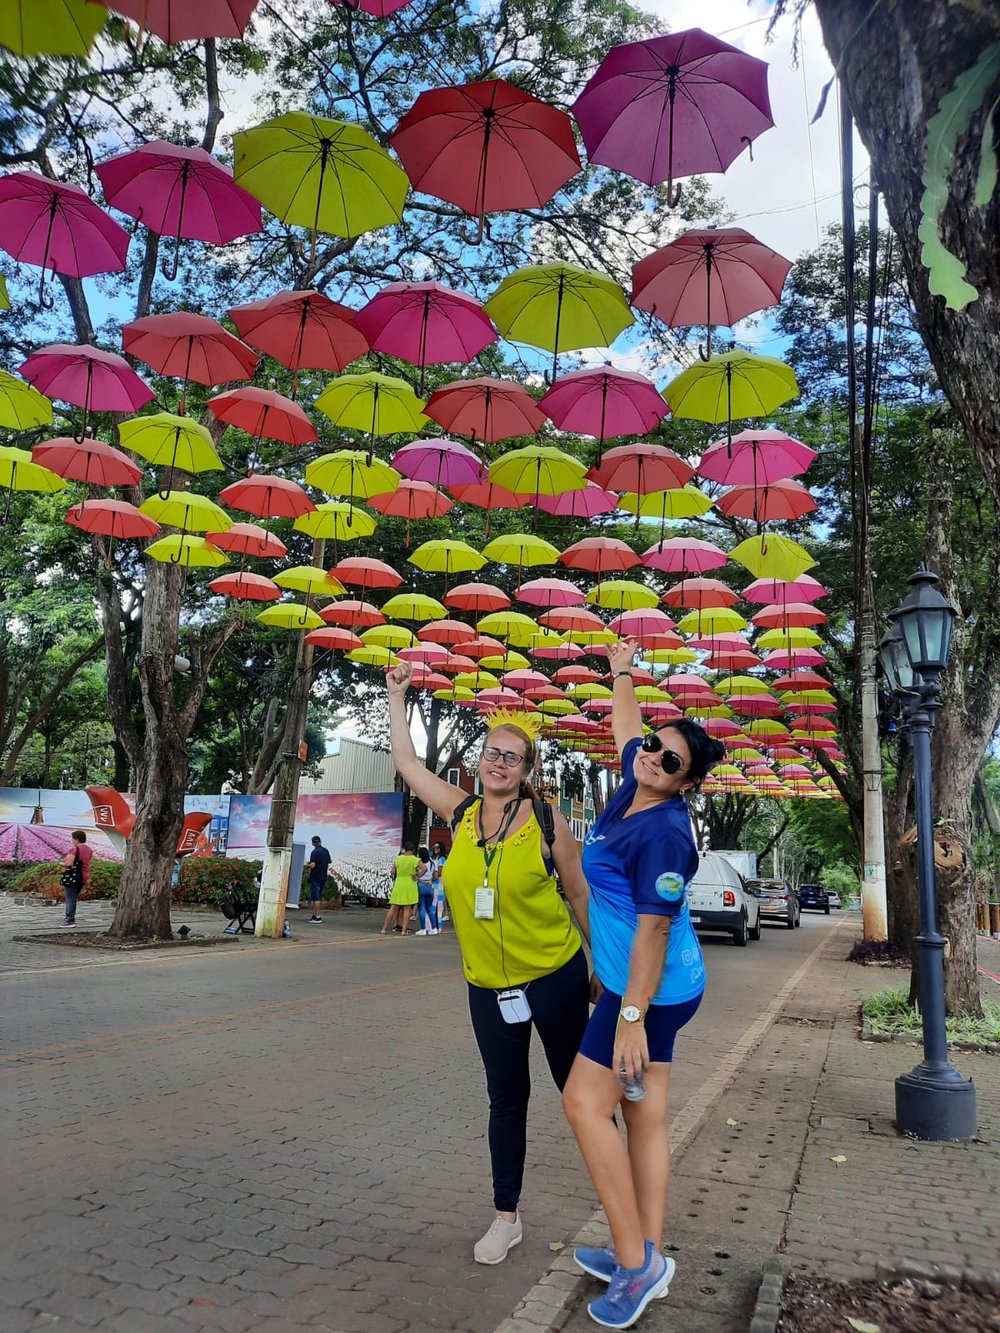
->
[[299, 866, 343, 901], [7, 859, 122, 901], [819, 862, 859, 905], [863, 987, 1000, 1046], [175, 857, 259, 906]]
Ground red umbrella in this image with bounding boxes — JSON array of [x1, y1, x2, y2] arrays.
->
[[661, 577, 738, 609], [227, 289, 369, 379], [18, 344, 154, 436], [752, 602, 827, 630], [588, 442, 694, 494], [88, 0, 260, 42], [553, 664, 603, 685], [642, 537, 727, 575], [445, 582, 511, 615], [328, 556, 402, 591], [518, 577, 585, 608], [426, 377, 545, 443], [0, 172, 129, 307], [532, 641, 585, 662], [698, 429, 815, 486], [207, 387, 317, 448], [536, 482, 618, 520], [393, 437, 482, 489], [205, 521, 287, 558], [725, 694, 782, 717], [95, 140, 262, 281], [33, 437, 141, 488], [398, 643, 450, 667], [354, 281, 497, 388], [743, 574, 828, 604], [455, 634, 507, 659], [219, 474, 315, 520], [319, 599, 385, 629], [448, 477, 525, 538], [539, 367, 668, 453], [541, 606, 605, 633], [122, 312, 259, 412], [762, 649, 827, 670], [632, 227, 792, 358], [572, 28, 773, 202], [64, 498, 158, 539], [608, 608, 678, 639], [418, 619, 478, 646], [209, 571, 281, 602], [770, 671, 831, 692], [304, 625, 365, 652], [391, 78, 580, 243], [502, 669, 551, 692], [559, 536, 640, 575], [368, 478, 451, 546], [715, 478, 817, 524]]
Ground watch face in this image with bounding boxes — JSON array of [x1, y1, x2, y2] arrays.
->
[[621, 1005, 641, 1022]]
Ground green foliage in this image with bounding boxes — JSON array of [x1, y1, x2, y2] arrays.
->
[[174, 857, 259, 906], [918, 42, 1000, 310], [863, 987, 1000, 1045], [4, 854, 259, 906], [8, 858, 121, 900], [818, 862, 858, 904]]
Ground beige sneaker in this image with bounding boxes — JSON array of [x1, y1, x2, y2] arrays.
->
[[474, 1212, 522, 1264]]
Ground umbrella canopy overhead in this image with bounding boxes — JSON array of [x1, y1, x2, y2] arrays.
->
[[140, 490, 232, 534], [65, 498, 158, 539], [219, 475, 315, 520], [588, 442, 695, 493], [0, 0, 107, 57], [0, 444, 67, 498], [664, 352, 798, 440], [145, 533, 228, 567], [205, 521, 286, 558], [118, 413, 223, 475], [227, 288, 369, 374], [19, 344, 154, 417], [560, 536, 640, 574], [425, 376, 546, 443], [294, 502, 378, 541], [539, 366, 668, 442], [123, 311, 259, 392], [207, 387, 318, 446], [209, 571, 282, 602], [329, 556, 402, 590], [306, 451, 400, 504], [0, 370, 53, 430], [699, 428, 816, 485], [354, 280, 498, 369], [716, 478, 817, 524], [730, 533, 816, 581], [315, 372, 428, 445], [488, 445, 587, 498], [393, 437, 481, 489], [88, 0, 260, 42], [536, 482, 618, 520], [32, 437, 141, 488]]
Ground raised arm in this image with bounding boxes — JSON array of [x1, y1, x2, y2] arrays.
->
[[607, 637, 643, 758], [385, 661, 466, 825]]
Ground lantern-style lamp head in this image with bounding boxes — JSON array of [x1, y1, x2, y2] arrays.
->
[[890, 568, 957, 676], [878, 622, 916, 694]]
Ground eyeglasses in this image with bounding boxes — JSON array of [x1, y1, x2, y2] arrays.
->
[[482, 745, 527, 768], [640, 733, 688, 775]]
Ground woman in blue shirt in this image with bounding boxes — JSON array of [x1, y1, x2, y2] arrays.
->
[[563, 637, 724, 1331]]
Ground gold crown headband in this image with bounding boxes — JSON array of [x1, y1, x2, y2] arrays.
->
[[484, 707, 545, 744]]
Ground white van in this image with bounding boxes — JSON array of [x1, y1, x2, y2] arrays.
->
[[687, 851, 762, 947]]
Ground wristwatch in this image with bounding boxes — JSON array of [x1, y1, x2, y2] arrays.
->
[[620, 1004, 645, 1024]]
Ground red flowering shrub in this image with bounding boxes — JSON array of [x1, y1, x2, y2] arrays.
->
[[7, 860, 121, 901], [175, 856, 258, 906]]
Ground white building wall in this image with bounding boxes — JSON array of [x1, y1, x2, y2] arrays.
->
[[297, 737, 396, 795]]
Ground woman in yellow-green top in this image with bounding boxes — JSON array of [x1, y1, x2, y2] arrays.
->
[[381, 842, 421, 935], [386, 659, 592, 1266]]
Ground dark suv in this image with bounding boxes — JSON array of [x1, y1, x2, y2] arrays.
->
[[797, 883, 830, 914]]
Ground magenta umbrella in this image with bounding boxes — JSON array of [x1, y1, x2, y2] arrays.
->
[[572, 28, 773, 203], [641, 536, 728, 575], [742, 575, 828, 605], [96, 140, 262, 281], [536, 481, 618, 519], [327, 0, 413, 15], [18, 344, 154, 438], [517, 577, 586, 608], [354, 281, 498, 391], [87, 0, 260, 42], [698, 428, 816, 486], [392, 437, 483, 489], [0, 172, 130, 307], [632, 227, 792, 358], [539, 367, 668, 454]]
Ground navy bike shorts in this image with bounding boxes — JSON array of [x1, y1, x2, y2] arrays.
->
[[579, 986, 703, 1067]]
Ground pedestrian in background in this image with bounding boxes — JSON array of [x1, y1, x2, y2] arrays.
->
[[59, 830, 92, 928], [306, 835, 332, 923], [381, 842, 419, 935], [431, 840, 448, 926], [415, 846, 438, 935]]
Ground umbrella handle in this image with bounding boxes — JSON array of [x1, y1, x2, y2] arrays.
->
[[38, 268, 55, 311], [666, 180, 683, 208], [160, 235, 181, 283], [459, 215, 489, 246]]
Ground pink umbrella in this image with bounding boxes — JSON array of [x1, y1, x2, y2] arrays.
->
[[354, 281, 497, 390], [762, 649, 827, 670], [227, 289, 369, 381], [18, 344, 154, 438], [219, 474, 315, 520], [698, 429, 816, 486], [539, 367, 668, 453], [65, 498, 158, 540], [122, 311, 259, 412], [715, 478, 817, 524], [553, 664, 603, 685], [95, 140, 262, 281], [661, 577, 738, 609], [328, 557, 402, 591], [33, 437, 141, 489], [536, 481, 618, 520], [641, 536, 728, 574], [368, 478, 451, 546], [425, 376, 545, 443], [588, 442, 695, 494], [88, 0, 260, 42], [205, 521, 287, 558], [0, 172, 129, 307], [743, 575, 828, 604], [392, 437, 482, 489], [328, 0, 414, 15], [632, 227, 792, 358], [320, 599, 385, 629], [518, 577, 586, 608], [208, 386, 318, 448], [532, 641, 585, 662], [608, 608, 678, 639], [445, 583, 511, 614], [572, 28, 774, 203], [502, 669, 552, 691], [304, 625, 366, 652], [209, 571, 282, 602]]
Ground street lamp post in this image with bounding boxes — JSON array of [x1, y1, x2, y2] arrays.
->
[[878, 568, 977, 1141]]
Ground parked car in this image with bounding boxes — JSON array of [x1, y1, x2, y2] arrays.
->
[[746, 878, 801, 929], [687, 851, 762, 947], [797, 883, 831, 914]]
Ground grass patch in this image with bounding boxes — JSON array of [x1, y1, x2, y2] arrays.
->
[[863, 987, 1000, 1047]]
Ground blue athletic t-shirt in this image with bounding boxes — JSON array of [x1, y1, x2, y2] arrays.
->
[[583, 736, 706, 1006]]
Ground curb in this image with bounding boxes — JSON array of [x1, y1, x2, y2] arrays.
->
[[748, 1253, 786, 1333]]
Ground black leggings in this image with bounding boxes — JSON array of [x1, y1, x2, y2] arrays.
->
[[467, 948, 590, 1212]]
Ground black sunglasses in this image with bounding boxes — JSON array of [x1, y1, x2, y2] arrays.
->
[[640, 733, 688, 774]]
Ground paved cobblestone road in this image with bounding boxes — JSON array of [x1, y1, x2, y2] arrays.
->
[[1, 896, 841, 1333]]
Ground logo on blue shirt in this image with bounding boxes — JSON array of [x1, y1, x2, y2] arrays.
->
[[654, 871, 686, 902]]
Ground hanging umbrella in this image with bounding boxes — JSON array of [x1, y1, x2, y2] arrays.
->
[[541, 606, 606, 634], [362, 624, 418, 651], [349, 644, 400, 668], [730, 533, 815, 582], [676, 606, 747, 635], [145, 534, 228, 567], [122, 312, 259, 412], [392, 437, 481, 490], [537, 482, 618, 520], [315, 372, 428, 462], [304, 626, 365, 652], [96, 140, 262, 282], [19, 344, 153, 437], [716, 478, 817, 524], [743, 574, 828, 604], [586, 580, 659, 611], [209, 571, 282, 603], [0, 172, 129, 307], [33, 436, 141, 510], [641, 536, 727, 575], [257, 602, 325, 631], [390, 78, 579, 244], [368, 479, 451, 547], [306, 450, 400, 517], [88, 0, 260, 42], [208, 387, 318, 447], [354, 281, 497, 390], [0, 445, 66, 520], [329, 0, 414, 15], [539, 366, 668, 458], [381, 592, 448, 622], [294, 502, 377, 542], [233, 112, 408, 254], [0, 0, 106, 57], [139, 490, 232, 534], [572, 28, 773, 201], [228, 289, 369, 379], [398, 643, 450, 667], [320, 599, 385, 629], [482, 533, 560, 570], [553, 664, 603, 685], [476, 610, 545, 649], [607, 609, 678, 642], [420, 620, 480, 646], [488, 445, 587, 502], [448, 478, 526, 538], [0, 370, 53, 430], [632, 227, 791, 358], [559, 536, 639, 575], [65, 497, 159, 540], [699, 428, 816, 486], [752, 602, 827, 630], [588, 442, 695, 494], [485, 262, 634, 381], [665, 352, 798, 448], [205, 521, 286, 558], [329, 556, 401, 591], [425, 376, 545, 443], [445, 583, 511, 615], [617, 485, 712, 528], [661, 576, 738, 609], [219, 474, 314, 520], [273, 566, 346, 599], [118, 413, 222, 477], [408, 538, 485, 580], [518, 577, 585, 608], [757, 626, 823, 651]]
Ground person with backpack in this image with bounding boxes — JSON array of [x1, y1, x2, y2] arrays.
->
[[385, 659, 592, 1265], [59, 830, 92, 928]]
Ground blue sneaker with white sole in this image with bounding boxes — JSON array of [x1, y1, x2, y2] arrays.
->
[[587, 1241, 674, 1329], [574, 1246, 616, 1282]]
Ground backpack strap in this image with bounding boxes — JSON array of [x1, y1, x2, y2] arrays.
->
[[450, 793, 479, 832], [451, 793, 557, 873]]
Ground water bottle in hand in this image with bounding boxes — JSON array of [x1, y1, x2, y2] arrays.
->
[[621, 1069, 646, 1102]]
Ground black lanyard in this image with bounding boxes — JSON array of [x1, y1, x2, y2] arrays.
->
[[477, 799, 522, 888]]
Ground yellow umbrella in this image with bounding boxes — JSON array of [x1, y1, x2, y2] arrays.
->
[[676, 606, 748, 634], [408, 538, 485, 575], [757, 626, 822, 650], [0, 444, 65, 495], [565, 683, 612, 700], [305, 449, 400, 504], [139, 491, 232, 533], [479, 650, 530, 670], [563, 626, 617, 647], [527, 628, 567, 654], [488, 445, 587, 500], [482, 532, 560, 567], [744, 719, 790, 737], [477, 610, 542, 647], [536, 697, 582, 716], [0, 370, 53, 430], [257, 602, 325, 631], [349, 644, 399, 667], [644, 646, 698, 665], [617, 486, 713, 522], [586, 579, 659, 610], [361, 624, 419, 650], [380, 592, 447, 621], [314, 373, 428, 454], [145, 534, 228, 568], [455, 670, 502, 690], [294, 502, 377, 541], [0, 274, 8, 311], [233, 113, 408, 243], [434, 685, 475, 702], [714, 674, 771, 695], [0, 0, 106, 57], [663, 351, 798, 444], [119, 413, 223, 475], [730, 534, 815, 581], [273, 566, 347, 598], [633, 685, 674, 705]]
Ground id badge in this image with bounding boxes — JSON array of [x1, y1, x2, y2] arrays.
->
[[474, 886, 495, 919], [497, 987, 532, 1024]]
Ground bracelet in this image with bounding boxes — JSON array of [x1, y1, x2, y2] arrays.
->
[[613, 670, 633, 679]]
